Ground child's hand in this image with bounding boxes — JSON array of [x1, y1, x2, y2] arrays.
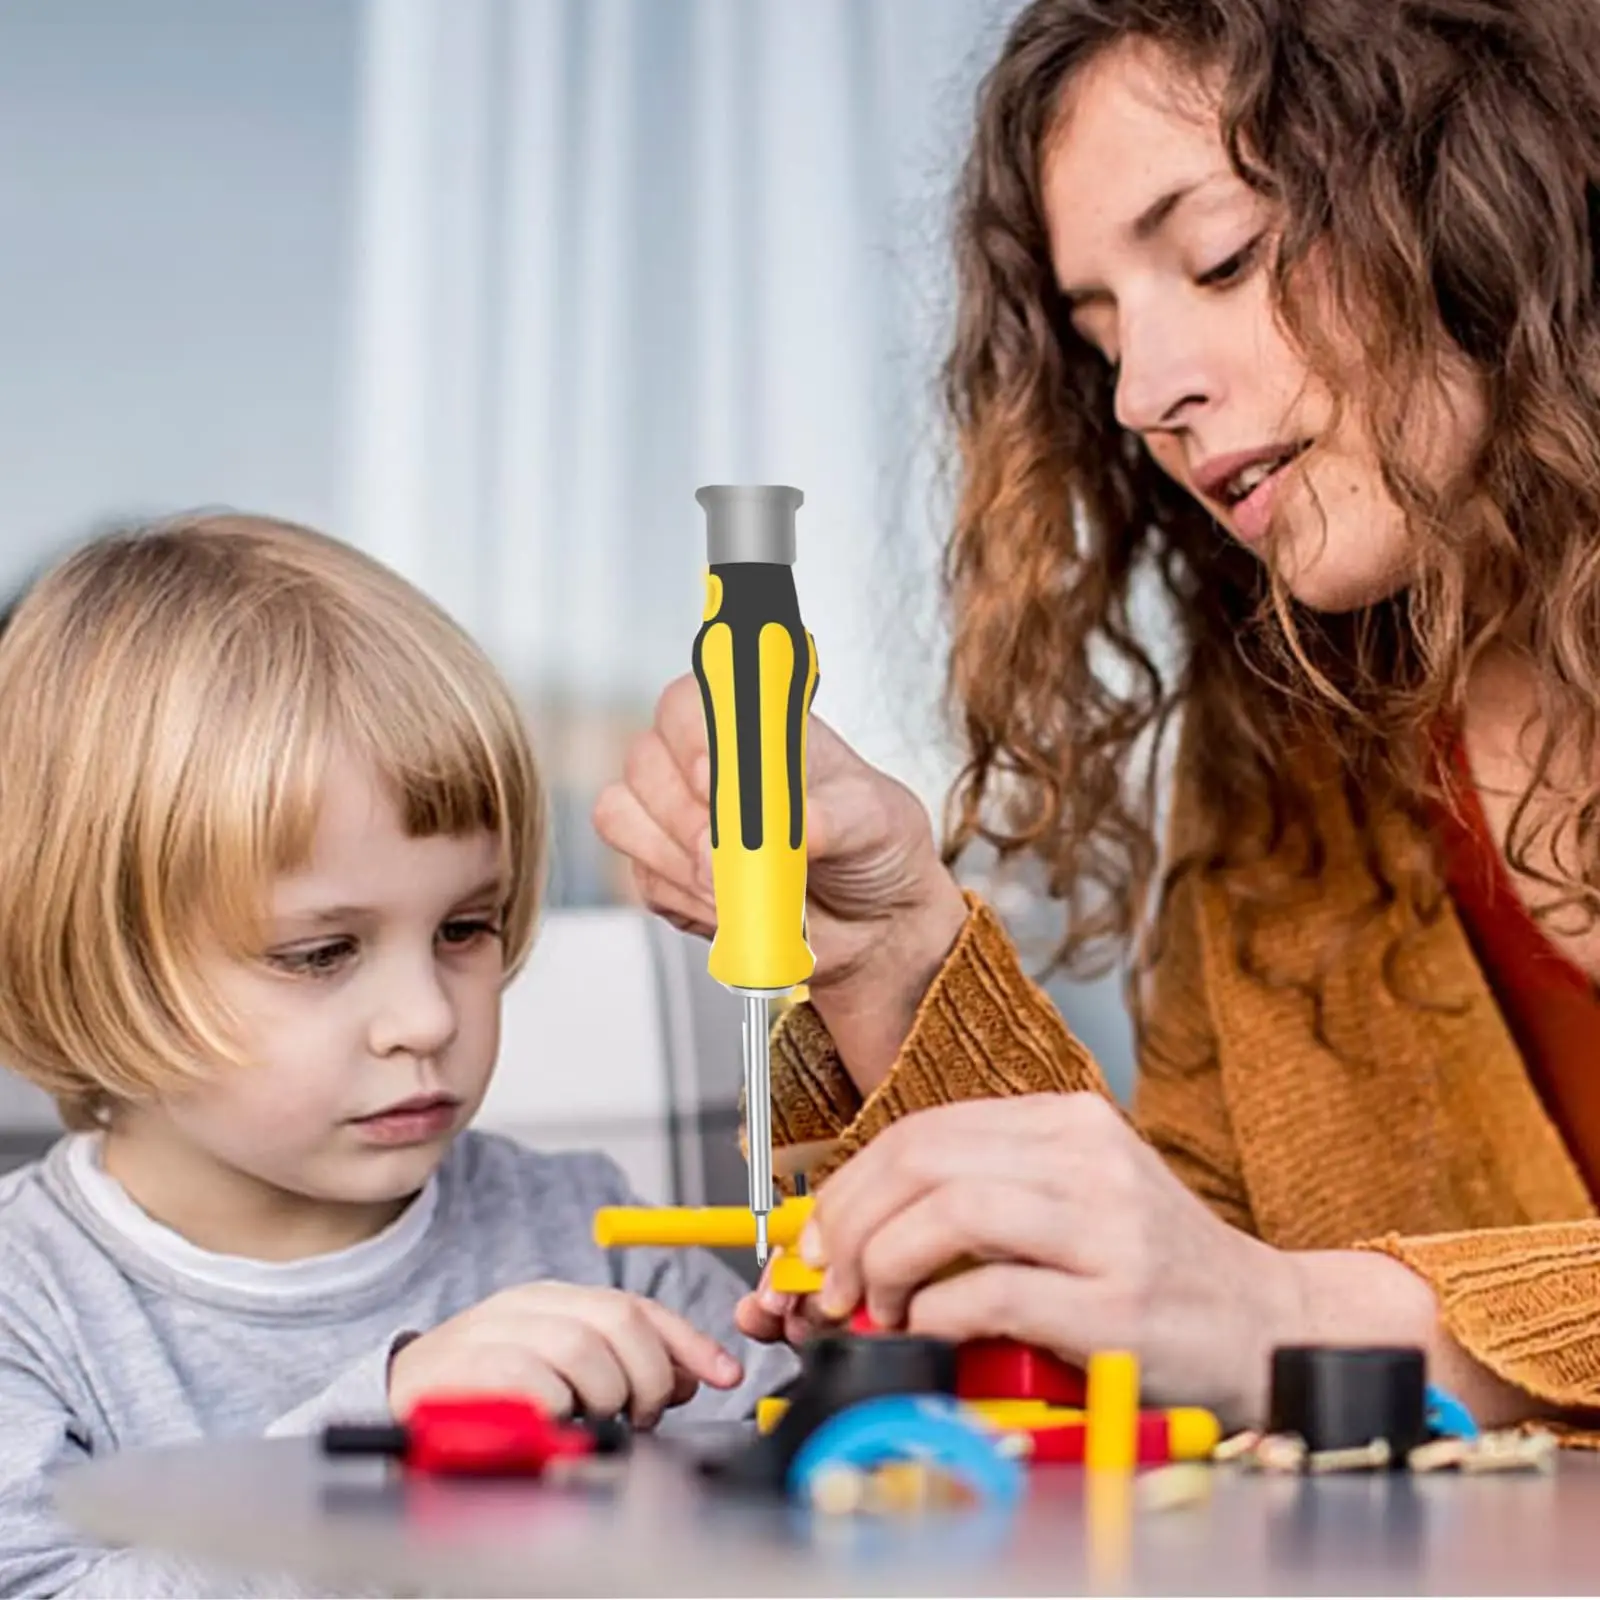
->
[[388, 1283, 743, 1428]]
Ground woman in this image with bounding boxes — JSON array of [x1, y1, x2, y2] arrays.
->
[[594, 0, 1600, 1436]]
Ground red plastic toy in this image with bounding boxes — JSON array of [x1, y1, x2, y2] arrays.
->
[[321, 1394, 607, 1476], [956, 1338, 1087, 1407], [1022, 1408, 1202, 1466]]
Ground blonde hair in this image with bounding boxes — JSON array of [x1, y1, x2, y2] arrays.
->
[[0, 512, 546, 1129]]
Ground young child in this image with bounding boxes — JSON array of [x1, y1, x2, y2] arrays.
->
[[0, 513, 797, 1596]]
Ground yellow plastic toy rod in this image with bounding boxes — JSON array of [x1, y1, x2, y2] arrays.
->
[[593, 1197, 814, 1252], [1086, 1350, 1140, 1472]]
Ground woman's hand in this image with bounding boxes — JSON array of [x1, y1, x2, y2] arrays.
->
[[797, 1093, 1309, 1428], [592, 673, 970, 1091], [733, 1252, 833, 1347]]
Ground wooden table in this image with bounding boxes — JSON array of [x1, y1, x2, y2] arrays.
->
[[55, 1425, 1600, 1595]]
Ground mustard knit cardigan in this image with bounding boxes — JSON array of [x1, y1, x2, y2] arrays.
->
[[766, 750, 1600, 1431]]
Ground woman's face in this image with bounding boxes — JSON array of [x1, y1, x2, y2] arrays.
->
[[1042, 40, 1484, 613]]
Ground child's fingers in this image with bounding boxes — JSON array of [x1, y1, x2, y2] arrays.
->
[[666, 1362, 701, 1410], [391, 1338, 578, 1421], [737, 1283, 831, 1349], [479, 1350, 576, 1421], [577, 1296, 683, 1425], [519, 1362, 579, 1420], [636, 1297, 743, 1389], [516, 1314, 633, 1419]]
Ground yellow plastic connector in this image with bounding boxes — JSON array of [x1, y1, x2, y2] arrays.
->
[[593, 1197, 814, 1252]]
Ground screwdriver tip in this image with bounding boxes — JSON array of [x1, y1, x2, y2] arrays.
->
[[755, 1215, 769, 1269]]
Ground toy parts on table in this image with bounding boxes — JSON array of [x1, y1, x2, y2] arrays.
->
[[310, 1197, 1559, 1536], [588, 1196, 1558, 1512]]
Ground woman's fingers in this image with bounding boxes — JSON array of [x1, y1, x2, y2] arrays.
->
[[814, 1096, 1082, 1235], [623, 724, 711, 862], [849, 1178, 1081, 1329], [904, 1262, 1103, 1365], [735, 1249, 842, 1346], [651, 674, 714, 792], [809, 1096, 1101, 1315], [734, 1290, 790, 1343], [591, 779, 702, 905], [784, 1301, 822, 1345], [630, 863, 715, 939]]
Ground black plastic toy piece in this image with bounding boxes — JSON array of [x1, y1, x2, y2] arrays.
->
[[323, 1421, 408, 1457], [704, 1328, 959, 1492], [584, 1413, 633, 1456], [1268, 1346, 1427, 1458]]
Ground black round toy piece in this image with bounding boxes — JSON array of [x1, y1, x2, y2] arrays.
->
[[798, 1328, 959, 1408], [703, 1329, 959, 1492], [1268, 1346, 1427, 1458]]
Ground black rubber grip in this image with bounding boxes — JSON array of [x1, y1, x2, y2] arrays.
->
[[690, 562, 818, 853]]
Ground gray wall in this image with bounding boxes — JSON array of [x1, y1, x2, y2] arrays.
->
[[0, 0, 359, 579]]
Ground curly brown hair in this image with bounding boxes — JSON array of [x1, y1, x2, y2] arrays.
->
[[938, 0, 1600, 1053]]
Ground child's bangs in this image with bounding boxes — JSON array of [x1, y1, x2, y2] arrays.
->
[[327, 623, 544, 972], [335, 638, 527, 850], [185, 587, 541, 968]]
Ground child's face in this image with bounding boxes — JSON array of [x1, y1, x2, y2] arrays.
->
[[121, 752, 509, 1239]]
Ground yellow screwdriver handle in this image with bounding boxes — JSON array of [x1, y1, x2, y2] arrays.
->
[[691, 488, 818, 995]]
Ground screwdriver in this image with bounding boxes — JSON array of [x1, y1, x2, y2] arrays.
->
[[691, 485, 819, 1267]]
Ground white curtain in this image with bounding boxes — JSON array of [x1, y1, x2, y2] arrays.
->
[[340, 0, 1018, 817], [338, 0, 1135, 1089]]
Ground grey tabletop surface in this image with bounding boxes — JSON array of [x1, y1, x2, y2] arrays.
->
[[55, 1424, 1600, 1596]]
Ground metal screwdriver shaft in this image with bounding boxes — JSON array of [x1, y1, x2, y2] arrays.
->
[[691, 485, 818, 1271], [743, 995, 773, 1264]]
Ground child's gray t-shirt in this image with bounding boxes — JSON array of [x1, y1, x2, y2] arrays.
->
[[0, 1127, 798, 1597]]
